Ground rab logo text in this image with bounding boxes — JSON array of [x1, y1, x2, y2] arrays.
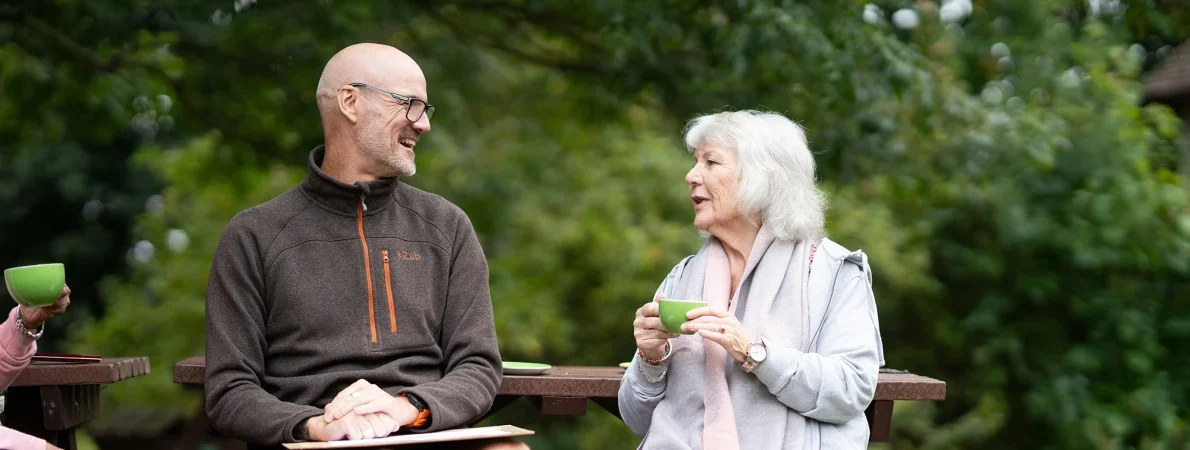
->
[[396, 250, 422, 261]]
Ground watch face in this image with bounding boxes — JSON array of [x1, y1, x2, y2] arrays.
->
[[749, 344, 767, 361]]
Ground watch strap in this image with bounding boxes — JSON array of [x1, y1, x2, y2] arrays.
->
[[401, 393, 432, 428], [742, 358, 757, 372]]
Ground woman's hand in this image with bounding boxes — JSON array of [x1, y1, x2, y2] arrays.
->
[[19, 285, 71, 329], [634, 294, 679, 361], [682, 307, 757, 363]]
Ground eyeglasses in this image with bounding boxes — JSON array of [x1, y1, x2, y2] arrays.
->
[[349, 82, 436, 122]]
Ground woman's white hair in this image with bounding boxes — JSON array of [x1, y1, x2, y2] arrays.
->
[[683, 110, 827, 243]]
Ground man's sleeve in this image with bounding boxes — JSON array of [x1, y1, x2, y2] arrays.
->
[[396, 211, 501, 431], [204, 211, 323, 444]]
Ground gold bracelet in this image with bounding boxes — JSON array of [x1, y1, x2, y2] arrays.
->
[[638, 342, 671, 366]]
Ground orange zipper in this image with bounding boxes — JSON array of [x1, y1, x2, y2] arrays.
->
[[382, 250, 396, 333], [357, 196, 377, 343]]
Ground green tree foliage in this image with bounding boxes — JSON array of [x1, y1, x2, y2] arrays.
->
[[0, 1, 168, 346], [1, 1, 1187, 449]]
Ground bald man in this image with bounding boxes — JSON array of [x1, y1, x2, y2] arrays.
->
[[204, 44, 518, 449]]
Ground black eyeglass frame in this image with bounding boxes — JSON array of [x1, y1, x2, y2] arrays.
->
[[349, 82, 436, 122]]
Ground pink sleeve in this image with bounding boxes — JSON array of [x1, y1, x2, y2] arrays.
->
[[0, 426, 46, 450], [0, 307, 37, 391], [1, 308, 43, 449]]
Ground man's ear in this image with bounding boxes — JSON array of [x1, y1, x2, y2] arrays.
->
[[338, 86, 361, 124]]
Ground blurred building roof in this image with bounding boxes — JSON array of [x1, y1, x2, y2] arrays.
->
[[1144, 42, 1190, 104]]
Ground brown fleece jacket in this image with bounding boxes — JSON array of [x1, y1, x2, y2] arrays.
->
[[204, 147, 501, 446]]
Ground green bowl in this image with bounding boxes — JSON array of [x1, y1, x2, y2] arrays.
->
[[5, 263, 65, 307], [658, 299, 707, 335]]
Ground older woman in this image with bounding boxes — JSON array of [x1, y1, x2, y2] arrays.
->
[[620, 110, 885, 449], [2, 286, 71, 450]]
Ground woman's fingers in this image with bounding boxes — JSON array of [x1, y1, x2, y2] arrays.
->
[[636, 297, 678, 356], [640, 330, 678, 342], [696, 329, 732, 348], [681, 321, 728, 334], [635, 323, 677, 342], [50, 298, 70, 315], [686, 306, 728, 320], [634, 316, 667, 332], [636, 302, 660, 318]]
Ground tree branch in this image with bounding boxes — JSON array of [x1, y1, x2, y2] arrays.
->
[[477, 1, 606, 52], [14, 12, 125, 71], [408, 1, 607, 77]]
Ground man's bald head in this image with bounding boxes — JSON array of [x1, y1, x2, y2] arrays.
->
[[316, 43, 431, 181], [316, 43, 426, 120]]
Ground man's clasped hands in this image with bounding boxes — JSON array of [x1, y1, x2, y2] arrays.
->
[[306, 379, 421, 441]]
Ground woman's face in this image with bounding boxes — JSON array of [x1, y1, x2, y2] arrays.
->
[[686, 143, 743, 235]]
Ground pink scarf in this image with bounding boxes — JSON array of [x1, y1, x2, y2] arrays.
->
[[700, 228, 776, 449]]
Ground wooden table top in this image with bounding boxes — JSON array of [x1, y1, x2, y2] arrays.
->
[[12, 357, 150, 387], [174, 356, 945, 401]]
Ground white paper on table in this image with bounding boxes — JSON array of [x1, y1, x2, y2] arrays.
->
[[283, 425, 534, 449]]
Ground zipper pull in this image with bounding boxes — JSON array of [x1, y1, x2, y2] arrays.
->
[[383, 250, 389, 262], [360, 194, 368, 212]]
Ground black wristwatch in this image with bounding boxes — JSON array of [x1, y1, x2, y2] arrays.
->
[[405, 392, 430, 428], [406, 392, 428, 413]]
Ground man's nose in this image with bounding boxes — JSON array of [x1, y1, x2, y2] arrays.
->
[[412, 114, 431, 133]]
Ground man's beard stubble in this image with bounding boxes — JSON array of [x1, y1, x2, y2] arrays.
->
[[358, 120, 417, 178]]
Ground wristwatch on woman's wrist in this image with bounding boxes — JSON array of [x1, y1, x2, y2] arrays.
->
[[15, 312, 44, 339], [742, 337, 767, 372]]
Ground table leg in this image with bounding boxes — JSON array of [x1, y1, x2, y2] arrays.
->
[[473, 395, 522, 425], [591, 397, 620, 419], [6, 385, 99, 450], [866, 400, 895, 442]]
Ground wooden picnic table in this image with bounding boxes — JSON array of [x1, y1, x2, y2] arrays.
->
[[174, 356, 944, 442], [6, 357, 151, 450]]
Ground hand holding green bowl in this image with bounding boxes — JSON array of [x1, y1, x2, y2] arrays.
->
[[5, 263, 65, 308]]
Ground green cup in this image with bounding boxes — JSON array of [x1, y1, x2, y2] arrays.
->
[[5, 263, 65, 307], [658, 299, 708, 335]]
